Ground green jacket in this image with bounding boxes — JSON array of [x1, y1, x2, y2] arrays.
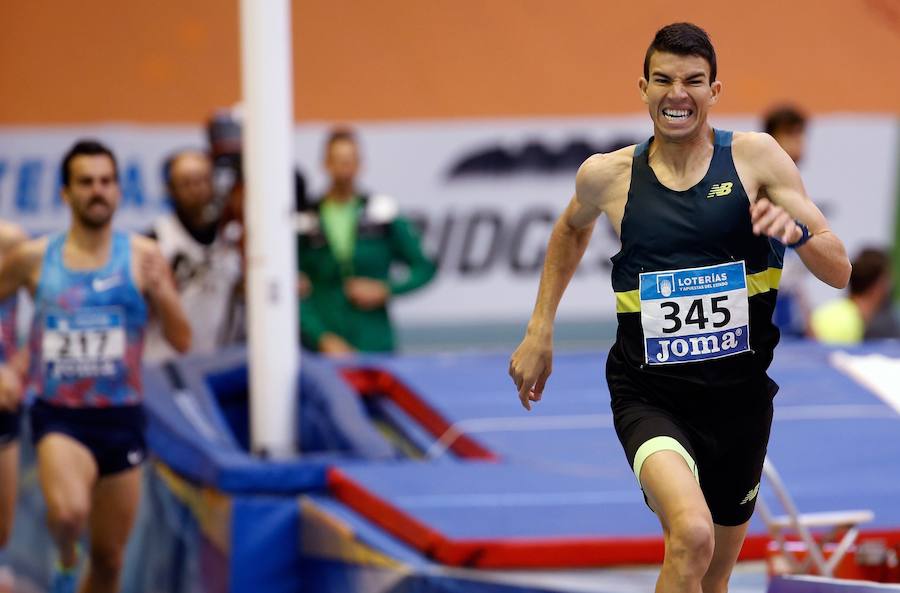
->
[[297, 194, 436, 352]]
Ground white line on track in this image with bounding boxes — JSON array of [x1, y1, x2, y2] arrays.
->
[[774, 404, 891, 420], [394, 490, 640, 508], [830, 351, 900, 415], [427, 403, 895, 457]]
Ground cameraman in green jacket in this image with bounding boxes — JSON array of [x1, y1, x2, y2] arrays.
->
[[297, 128, 436, 355]]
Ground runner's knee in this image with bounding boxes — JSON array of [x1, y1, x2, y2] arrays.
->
[[46, 499, 89, 539], [89, 544, 125, 579], [667, 511, 714, 574]]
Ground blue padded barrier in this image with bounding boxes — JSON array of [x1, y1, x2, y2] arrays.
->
[[142, 347, 396, 494]]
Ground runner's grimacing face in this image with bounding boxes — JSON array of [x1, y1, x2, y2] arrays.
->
[[639, 51, 721, 142], [63, 155, 120, 229]]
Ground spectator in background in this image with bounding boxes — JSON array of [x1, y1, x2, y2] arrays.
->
[[765, 105, 807, 164], [206, 108, 309, 218], [764, 105, 811, 338], [297, 128, 436, 355], [812, 247, 899, 344], [865, 276, 900, 340], [144, 149, 244, 361]]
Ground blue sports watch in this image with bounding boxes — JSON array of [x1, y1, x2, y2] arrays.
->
[[787, 221, 811, 248]]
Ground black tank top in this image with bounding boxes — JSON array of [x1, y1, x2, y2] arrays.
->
[[609, 129, 784, 389]]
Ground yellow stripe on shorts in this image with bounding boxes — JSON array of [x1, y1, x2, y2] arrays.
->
[[632, 436, 699, 486]]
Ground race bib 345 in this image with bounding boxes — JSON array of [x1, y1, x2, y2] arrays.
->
[[639, 261, 750, 365]]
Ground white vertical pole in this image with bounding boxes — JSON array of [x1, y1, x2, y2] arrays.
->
[[240, 0, 299, 457]]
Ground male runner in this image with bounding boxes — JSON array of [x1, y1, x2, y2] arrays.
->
[[0, 222, 28, 592], [0, 140, 191, 593], [509, 23, 849, 593]]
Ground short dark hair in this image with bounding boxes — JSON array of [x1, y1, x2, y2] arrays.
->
[[324, 126, 358, 155], [763, 105, 807, 136], [849, 248, 890, 296], [644, 23, 717, 82], [61, 140, 118, 187]]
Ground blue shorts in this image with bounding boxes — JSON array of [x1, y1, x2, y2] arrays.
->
[[0, 406, 21, 447], [30, 400, 146, 476]]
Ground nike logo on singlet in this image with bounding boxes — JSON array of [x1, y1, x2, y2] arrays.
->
[[92, 276, 122, 292]]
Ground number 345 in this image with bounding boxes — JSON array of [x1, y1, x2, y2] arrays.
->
[[660, 297, 731, 334]]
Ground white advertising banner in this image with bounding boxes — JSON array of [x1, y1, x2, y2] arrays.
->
[[0, 116, 896, 323]]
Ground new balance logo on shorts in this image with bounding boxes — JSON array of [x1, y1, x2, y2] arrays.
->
[[707, 182, 734, 198], [740, 483, 760, 505]]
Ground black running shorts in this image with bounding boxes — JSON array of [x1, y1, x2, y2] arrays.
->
[[607, 354, 778, 526], [0, 406, 21, 447]]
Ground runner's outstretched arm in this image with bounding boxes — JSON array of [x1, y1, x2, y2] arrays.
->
[[509, 155, 609, 410]]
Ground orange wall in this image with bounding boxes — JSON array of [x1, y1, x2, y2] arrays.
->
[[3, 0, 899, 124]]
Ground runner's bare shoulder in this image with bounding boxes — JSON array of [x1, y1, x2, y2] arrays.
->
[[0, 222, 27, 253], [9, 236, 47, 266], [731, 131, 781, 162], [732, 130, 777, 149], [575, 146, 636, 209], [3, 236, 49, 292], [731, 131, 791, 200]]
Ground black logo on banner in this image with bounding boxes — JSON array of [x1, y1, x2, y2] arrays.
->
[[409, 208, 617, 277], [447, 136, 638, 178]]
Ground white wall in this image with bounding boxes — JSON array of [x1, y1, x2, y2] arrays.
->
[[1, 115, 896, 323]]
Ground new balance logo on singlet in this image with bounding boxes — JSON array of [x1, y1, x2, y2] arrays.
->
[[707, 182, 734, 198]]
